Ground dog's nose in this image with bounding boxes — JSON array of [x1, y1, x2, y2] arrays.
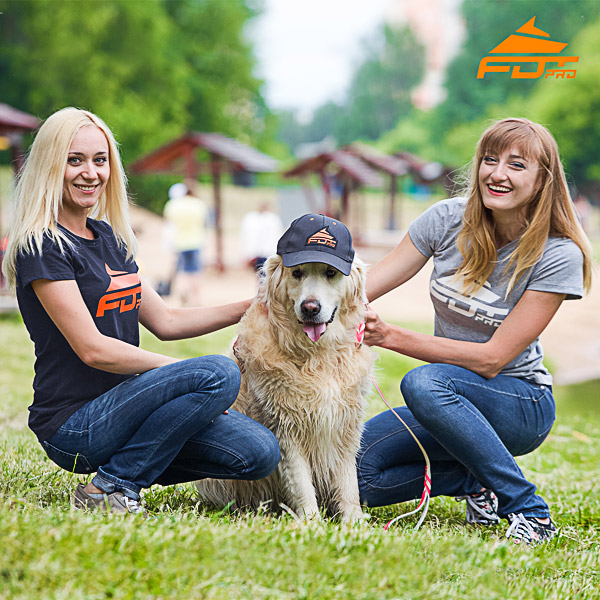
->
[[301, 299, 321, 318]]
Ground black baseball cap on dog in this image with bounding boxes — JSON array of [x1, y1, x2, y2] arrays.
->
[[276, 214, 355, 276]]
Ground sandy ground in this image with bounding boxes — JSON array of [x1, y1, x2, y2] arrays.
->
[[130, 203, 600, 386]]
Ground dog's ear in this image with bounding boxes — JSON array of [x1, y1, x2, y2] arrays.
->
[[347, 256, 368, 307], [259, 254, 285, 306]]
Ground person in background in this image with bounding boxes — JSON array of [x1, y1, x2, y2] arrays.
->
[[240, 203, 283, 274], [163, 182, 208, 304], [2, 107, 280, 515], [358, 118, 592, 545]]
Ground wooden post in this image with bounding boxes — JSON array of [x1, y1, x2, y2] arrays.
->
[[320, 171, 332, 216], [211, 153, 224, 272], [9, 134, 26, 173], [341, 178, 350, 224], [387, 174, 397, 230], [184, 140, 196, 180]]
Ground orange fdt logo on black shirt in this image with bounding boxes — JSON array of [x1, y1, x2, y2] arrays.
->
[[96, 264, 142, 317]]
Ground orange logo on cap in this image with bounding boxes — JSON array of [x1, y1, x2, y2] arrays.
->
[[96, 264, 142, 317], [306, 228, 337, 249], [477, 17, 578, 80]]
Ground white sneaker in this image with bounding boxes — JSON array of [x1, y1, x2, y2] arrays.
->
[[505, 513, 557, 545]]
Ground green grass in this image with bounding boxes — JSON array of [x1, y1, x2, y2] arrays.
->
[[1, 315, 599, 599]]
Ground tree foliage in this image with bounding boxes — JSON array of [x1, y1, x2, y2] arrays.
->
[[532, 16, 600, 186], [433, 0, 599, 129], [0, 0, 271, 167], [339, 25, 424, 144], [277, 24, 424, 150], [379, 2, 600, 188]]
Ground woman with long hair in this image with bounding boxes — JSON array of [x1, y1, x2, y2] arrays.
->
[[3, 107, 280, 514], [358, 118, 592, 544]]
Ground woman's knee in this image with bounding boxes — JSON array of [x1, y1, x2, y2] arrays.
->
[[187, 355, 241, 401], [400, 364, 457, 414], [206, 355, 241, 390], [243, 427, 281, 480]]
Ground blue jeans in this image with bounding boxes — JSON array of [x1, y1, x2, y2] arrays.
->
[[177, 249, 202, 273], [42, 356, 280, 500], [357, 364, 555, 519]]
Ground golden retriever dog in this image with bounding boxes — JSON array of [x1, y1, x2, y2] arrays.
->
[[196, 214, 374, 522]]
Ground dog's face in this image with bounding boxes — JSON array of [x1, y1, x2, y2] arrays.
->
[[285, 262, 346, 342], [260, 255, 366, 344]]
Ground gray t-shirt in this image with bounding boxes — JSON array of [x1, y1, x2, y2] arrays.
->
[[409, 198, 584, 385]]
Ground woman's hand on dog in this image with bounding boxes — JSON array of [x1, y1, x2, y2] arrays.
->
[[363, 307, 392, 347]]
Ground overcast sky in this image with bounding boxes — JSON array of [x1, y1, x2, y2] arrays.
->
[[249, 0, 391, 118]]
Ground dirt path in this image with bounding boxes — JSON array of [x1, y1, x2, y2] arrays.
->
[[131, 203, 599, 386]]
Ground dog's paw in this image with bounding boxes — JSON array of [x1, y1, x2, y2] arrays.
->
[[279, 503, 321, 521], [341, 506, 367, 524]]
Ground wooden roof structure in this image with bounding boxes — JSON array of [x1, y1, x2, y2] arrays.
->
[[344, 143, 409, 229], [0, 103, 40, 171], [283, 150, 383, 225], [395, 151, 456, 195], [129, 132, 279, 271], [0, 105, 39, 251], [345, 143, 408, 177], [129, 132, 278, 178]]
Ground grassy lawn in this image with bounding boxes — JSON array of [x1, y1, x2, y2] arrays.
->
[[0, 313, 599, 599]]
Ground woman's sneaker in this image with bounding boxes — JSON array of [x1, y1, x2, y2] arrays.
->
[[72, 483, 146, 515], [456, 490, 500, 525], [505, 513, 557, 545]]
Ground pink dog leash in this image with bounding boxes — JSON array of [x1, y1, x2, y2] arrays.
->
[[369, 376, 431, 531], [357, 322, 432, 530]]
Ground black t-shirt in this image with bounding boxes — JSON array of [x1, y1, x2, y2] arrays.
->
[[16, 219, 141, 442]]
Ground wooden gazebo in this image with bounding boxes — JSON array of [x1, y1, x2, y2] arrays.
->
[[395, 151, 456, 196], [0, 103, 40, 172], [283, 150, 383, 228], [129, 132, 278, 271], [345, 143, 408, 229], [0, 104, 39, 262]]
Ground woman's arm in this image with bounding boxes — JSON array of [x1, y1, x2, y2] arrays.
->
[[364, 289, 566, 379], [138, 278, 252, 341], [32, 279, 178, 374], [366, 234, 429, 302]]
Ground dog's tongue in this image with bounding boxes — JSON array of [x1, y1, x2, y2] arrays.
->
[[302, 322, 327, 342]]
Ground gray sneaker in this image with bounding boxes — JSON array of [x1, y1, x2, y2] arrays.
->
[[72, 483, 146, 515], [456, 490, 500, 525]]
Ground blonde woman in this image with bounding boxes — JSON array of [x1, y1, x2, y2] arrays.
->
[[358, 118, 592, 545], [3, 108, 279, 514]]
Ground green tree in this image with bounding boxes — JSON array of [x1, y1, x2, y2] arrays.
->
[[378, 2, 600, 183], [0, 0, 190, 163], [532, 17, 600, 186], [0, 0, 275, 209], [434, 0, 599, 129], [162, 0, 269, 147], [339, 25, 424, 144], [276, 24, 424, 149], [435, 14, 600, 188]]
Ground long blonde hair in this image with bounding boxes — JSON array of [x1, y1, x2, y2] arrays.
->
[[2, 107, 137, 288], [456, 118, 592, 296]]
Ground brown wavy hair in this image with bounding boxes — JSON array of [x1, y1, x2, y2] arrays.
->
[[455, 118, 592, 296]]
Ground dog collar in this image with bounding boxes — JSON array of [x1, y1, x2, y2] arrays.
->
[[356, 322, 365, 348]]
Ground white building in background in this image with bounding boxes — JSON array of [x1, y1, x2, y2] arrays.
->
[[387, 0, 465, 110]]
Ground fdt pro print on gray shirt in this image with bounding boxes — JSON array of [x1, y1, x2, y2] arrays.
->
[[408, 198, 584, 385]]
